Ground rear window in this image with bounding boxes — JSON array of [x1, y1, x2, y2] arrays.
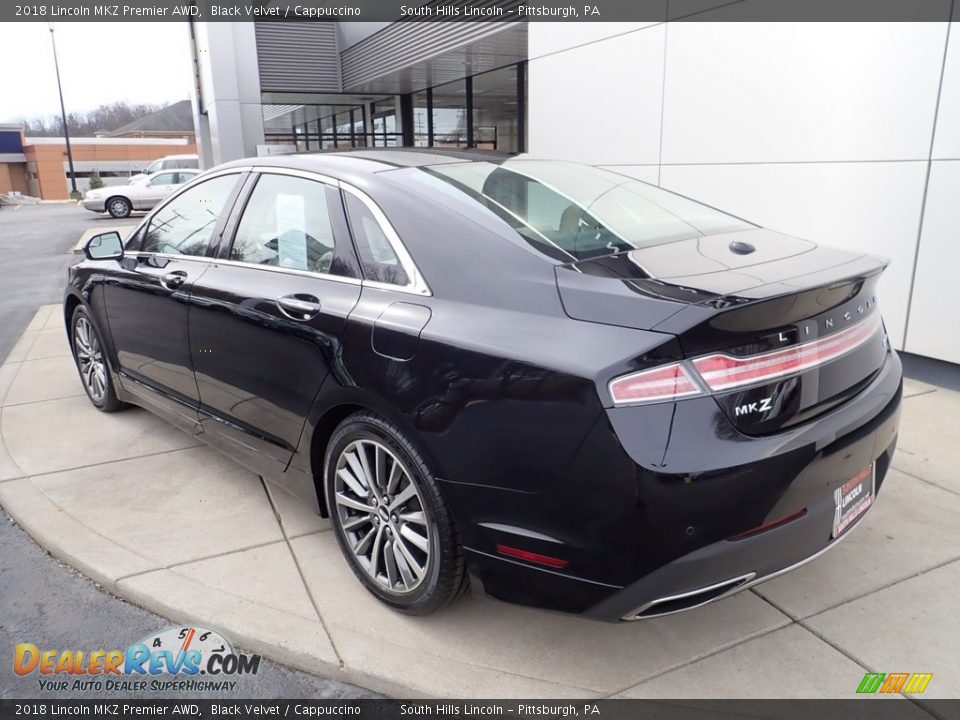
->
[[419, 160, 754, 262]]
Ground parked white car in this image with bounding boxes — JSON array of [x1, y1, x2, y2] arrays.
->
[[82, 170, 199, 218], [128, 154, 200, 184]]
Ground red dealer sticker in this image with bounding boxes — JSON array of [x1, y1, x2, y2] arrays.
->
[[833, 464, 875, 538]]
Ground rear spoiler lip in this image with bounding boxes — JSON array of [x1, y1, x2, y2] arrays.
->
[[651, 254, 890, 336]]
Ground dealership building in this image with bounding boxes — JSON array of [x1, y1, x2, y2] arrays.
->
[[0, 102, 197, 199], [188, 20, 960, 366]]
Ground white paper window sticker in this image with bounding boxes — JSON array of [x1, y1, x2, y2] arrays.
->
[[275, 193, 308, 269]]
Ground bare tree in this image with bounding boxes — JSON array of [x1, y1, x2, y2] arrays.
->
[[18, 101, 167, 137]]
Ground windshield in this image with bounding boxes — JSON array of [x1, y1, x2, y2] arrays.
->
[[420, 160, 754, 262]]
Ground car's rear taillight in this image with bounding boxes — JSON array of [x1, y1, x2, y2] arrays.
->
[[609, 362, 702, 405], [608, 313, 883, 405], [691, 313, 882, 392]]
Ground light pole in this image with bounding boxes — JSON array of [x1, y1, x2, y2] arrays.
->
[[48, 23, 80, 199]]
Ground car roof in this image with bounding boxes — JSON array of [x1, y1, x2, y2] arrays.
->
[[311, 147, 513, 168]]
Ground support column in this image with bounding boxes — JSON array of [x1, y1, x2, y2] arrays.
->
[[189, 21, 265, 167]]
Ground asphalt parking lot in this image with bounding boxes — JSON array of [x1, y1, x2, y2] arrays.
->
[[0, 203, 133, 362], [1, 204, 959, 701]]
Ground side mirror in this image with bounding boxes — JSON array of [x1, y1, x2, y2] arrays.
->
[[84, 231, 124, 261]]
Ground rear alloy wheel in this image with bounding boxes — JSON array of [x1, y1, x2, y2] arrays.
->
[[106, 196, 131, 218], [325, 412, 466, 614], [71, 306, 122, 412]]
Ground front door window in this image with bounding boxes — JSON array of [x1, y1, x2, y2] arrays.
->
[[142, 174, 239, 256]]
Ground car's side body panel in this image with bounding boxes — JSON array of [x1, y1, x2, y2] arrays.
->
[[183, 171, 367, 480], [188, 263, 362, 478], [106, 254, 207, 404]]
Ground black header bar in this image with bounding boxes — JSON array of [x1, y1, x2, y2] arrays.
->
[[4, 0, 959, 23]]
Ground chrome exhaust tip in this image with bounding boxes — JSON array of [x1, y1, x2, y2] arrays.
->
[[623, 572, 757, 620]]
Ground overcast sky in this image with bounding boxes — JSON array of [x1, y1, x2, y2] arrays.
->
[[0, 22, 193, 122]]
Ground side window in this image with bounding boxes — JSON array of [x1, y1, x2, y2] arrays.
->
[[150, 172, 177, 186], [143, 174, 238, 257], [124, 224, 146, 252], [343, 193, 409, 286], [229, 174, 337, 274]]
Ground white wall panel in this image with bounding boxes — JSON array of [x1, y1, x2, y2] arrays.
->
[[932, 23, 960, 159], [661, 22, 947, 164], [597, 165, 660, 184], [527, 25, 665, 165], [904, 161, 960, 363], [659, 161, 929, 350], [528, 22, 660, 59]]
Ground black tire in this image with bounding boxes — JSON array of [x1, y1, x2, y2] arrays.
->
[[70, 306, 123, 412], [324, 411, 467, 615], [106, 196, 131, 218]]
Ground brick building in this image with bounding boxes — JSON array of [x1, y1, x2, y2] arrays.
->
[[1, 102, 196, 199]]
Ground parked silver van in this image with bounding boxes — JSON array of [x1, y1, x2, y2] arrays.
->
[[129, 154, 199, 184]]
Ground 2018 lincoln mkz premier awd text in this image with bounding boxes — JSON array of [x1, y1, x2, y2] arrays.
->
[[65, 149, 901, 621]]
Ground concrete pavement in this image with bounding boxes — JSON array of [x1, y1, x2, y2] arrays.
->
[[0, 506, 380, 700], [1, 305, 958, 699]]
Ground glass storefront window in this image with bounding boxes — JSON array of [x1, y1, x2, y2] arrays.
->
[[261, 97, 391, 150], [371, 100, 398, 147], [472, 65, 520, 153], [336, 111, 353, 146], [352, 109, 366, 148], [257, 68, 526, 154], [413, 90, 430, 147], [432, 78, 468, 149], [320, 115, 336, 149]]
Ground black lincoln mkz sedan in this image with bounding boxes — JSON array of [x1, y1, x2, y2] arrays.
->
[[66, 149, 901, 621]]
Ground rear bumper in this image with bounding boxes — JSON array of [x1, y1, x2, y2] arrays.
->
[[457, 349, 902, 621], [584, 433, 895, 620]]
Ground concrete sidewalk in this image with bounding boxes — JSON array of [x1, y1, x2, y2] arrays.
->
[[1, 305, 958, 699]]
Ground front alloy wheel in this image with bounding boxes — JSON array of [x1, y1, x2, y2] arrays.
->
[[325, 412, 466, 614], [71, 307, 122, 412]]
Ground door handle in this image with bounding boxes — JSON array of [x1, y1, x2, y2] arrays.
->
[[277, 295, 321, 320], [160, 270, 188, 291]]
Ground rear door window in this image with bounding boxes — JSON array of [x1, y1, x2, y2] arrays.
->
[[343, 192, 409, 286], [228, 173, 344, 276]]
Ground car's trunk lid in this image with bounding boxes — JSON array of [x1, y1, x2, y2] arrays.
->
[[555, 228, 890, 434]]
